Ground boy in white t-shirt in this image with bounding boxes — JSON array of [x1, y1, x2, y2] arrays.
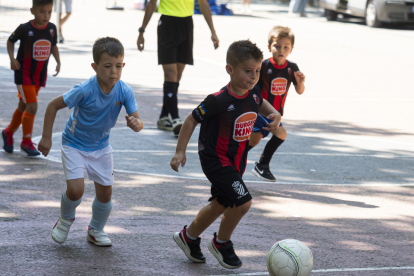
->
[[38, 37, 144, 246]]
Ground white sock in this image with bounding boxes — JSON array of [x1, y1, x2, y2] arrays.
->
[[186, 230, 197, 241], [216, 236, 228, 244]]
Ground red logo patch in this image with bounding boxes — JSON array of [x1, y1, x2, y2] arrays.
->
[[50, 29, 54, 37]]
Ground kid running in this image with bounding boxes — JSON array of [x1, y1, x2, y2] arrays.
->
[[249, 26, 306, 182], [2, 0, 60, 156], [38, 37, 143, 246], [170, 40, 281, 269]]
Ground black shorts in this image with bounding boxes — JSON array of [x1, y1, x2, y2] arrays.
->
[[203, 166, 252, 208], [157, 15, 194, 65]]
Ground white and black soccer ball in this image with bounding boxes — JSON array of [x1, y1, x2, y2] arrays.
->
[[267, 239, 313, 276]]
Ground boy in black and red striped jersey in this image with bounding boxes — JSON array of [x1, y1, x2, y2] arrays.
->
[[249, 26, 306, 182], [170, 40, 281, 269], [2, 0, 60, 156]]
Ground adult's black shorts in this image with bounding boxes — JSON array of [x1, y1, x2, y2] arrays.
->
[[203, 166, 252, 208], [157, 15, 194, 65]]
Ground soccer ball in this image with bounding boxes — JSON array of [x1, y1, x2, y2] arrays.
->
[[267, 239, 313, 276]]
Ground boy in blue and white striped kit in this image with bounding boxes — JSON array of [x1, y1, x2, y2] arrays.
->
[[38, 37, 144, 246]]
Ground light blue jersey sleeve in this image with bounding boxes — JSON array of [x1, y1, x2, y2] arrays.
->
[[122, 83, 139, 115], [63, 84, 86, 109]]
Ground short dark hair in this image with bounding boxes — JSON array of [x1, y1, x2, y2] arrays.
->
[[268, 26, 295, 47], [92, 37, 124, 64], [32, 0, 53, 8], [226, 40, 263, 67]]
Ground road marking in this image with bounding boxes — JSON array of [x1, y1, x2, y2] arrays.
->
[[31, 129, 414, 187], [29, 152, 414, 187], [205, 266, 414, 276], [43, 149, 414, 158], [1, 87, 412, 102]]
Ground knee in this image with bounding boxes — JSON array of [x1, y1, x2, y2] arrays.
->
[[97, 193, 112, 203], [273, 127, 287, 140], [237, 200, 252, 215], [18, 101, 26, 113], [211, 199, 226, 215], [66, 188, 83, 201], [25, 103, 38, 115], [249, 139, 259, 147], [176, 72, 183, 83], [164, 69, 177, 82]]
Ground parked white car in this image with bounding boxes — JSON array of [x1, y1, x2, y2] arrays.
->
[[320, 0, 414, 27]]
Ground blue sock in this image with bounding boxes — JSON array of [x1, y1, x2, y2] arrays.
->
[[89, 197, 113, 231], [61, 191, 82, 220]]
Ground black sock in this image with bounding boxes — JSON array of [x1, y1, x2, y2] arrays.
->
[[161, 81, 179, 120], [160, 101, 169, 119], [259, 135, 284, 167]]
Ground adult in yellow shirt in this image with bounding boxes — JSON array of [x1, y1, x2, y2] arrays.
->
[[137, 0, 219, 137]]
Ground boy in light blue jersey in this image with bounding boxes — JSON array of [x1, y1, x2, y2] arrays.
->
[[38, 37, 144, 246]]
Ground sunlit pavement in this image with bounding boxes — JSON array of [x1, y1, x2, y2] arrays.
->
[[1, 0, 414, 275]]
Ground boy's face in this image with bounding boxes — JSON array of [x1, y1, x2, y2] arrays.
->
[[227, 58, 262, 91], [269, 37, 293, 64], [92, 53, 125, 87], [31, 4, 53, 28]]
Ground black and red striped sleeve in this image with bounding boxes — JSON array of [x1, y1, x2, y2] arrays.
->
[[192, 94, 221, 123]]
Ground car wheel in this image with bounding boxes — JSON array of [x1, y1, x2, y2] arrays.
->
[[366, 0, 382, 27], [325, 9, 338, 21]]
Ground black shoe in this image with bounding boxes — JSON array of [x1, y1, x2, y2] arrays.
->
[[208, 233, 242, 269], [251, 162, 276, 182], [157, 116, 173, 131], [2, 129, 14, 153], [59, 35, 64, 44], [173, 225, 206, 263]]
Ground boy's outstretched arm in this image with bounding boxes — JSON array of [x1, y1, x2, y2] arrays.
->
[[198, 0, 219, 49], [51, 45, 61, 77], [259, 99, 281, 132], [170, 114, 198, 172], [125, 111, 144, 132], [38, 96, 67, 156], [7, 40, 20, 71], [294, 71, 305, 94]]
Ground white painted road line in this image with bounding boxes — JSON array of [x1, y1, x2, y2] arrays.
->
[[43, 149, 414, 158], [205, 266, 414, 276]]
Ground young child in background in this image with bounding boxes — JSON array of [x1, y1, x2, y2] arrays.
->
[[2, 0, 60, 156], [249, 26, 306, 182]]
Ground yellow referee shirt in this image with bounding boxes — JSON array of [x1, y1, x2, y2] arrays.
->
[[158, 0, 194, 17]]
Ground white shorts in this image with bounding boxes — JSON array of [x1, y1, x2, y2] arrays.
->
[[56, 0, 73, 13], [61, 145, 114, 186]]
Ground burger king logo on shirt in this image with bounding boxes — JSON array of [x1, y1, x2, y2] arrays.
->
[[33, 39, 51, 61], [233, 112, 257, 142], [271, 78, 287, 96]]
